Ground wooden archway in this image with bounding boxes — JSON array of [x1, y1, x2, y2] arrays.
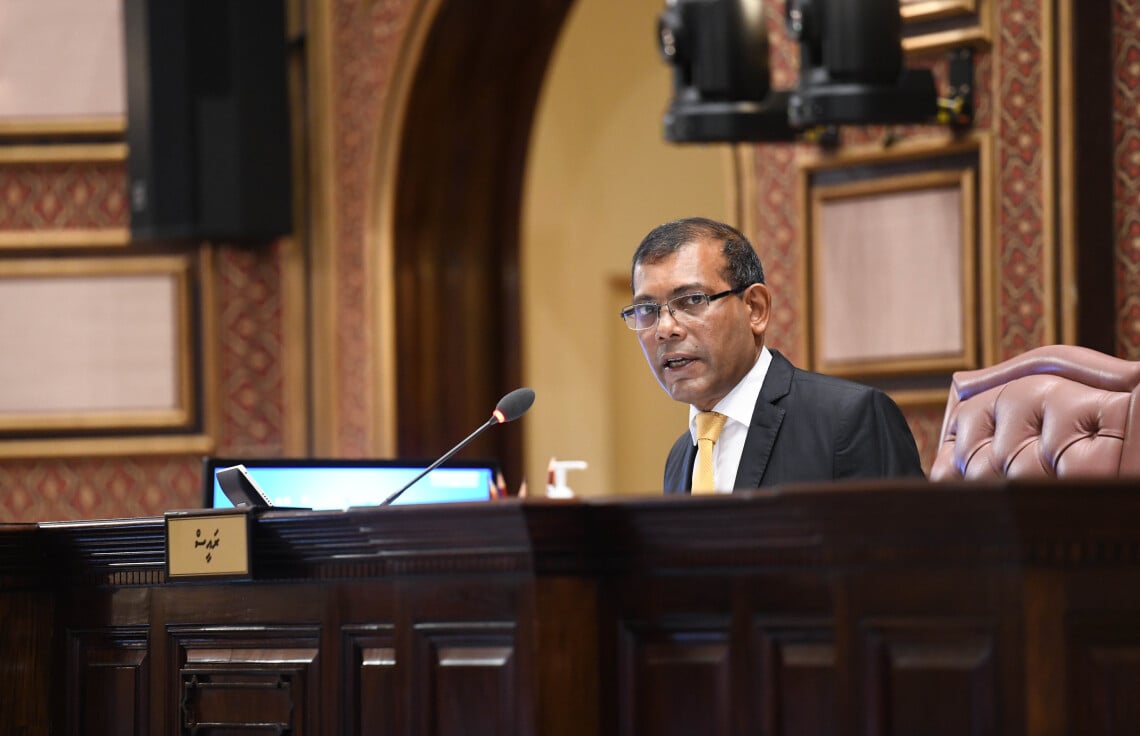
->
[[391, 0, 574, 485]]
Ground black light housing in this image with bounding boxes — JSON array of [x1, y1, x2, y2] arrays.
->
[[659, 0, 796, 142], [786, 0, 937, 127], [659, 0, 939, 142]]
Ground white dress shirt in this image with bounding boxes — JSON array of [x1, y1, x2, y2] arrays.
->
[[687, 346, 772, 493]]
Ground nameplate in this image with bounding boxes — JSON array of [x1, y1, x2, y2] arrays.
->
[[165, 509, 251, 580]]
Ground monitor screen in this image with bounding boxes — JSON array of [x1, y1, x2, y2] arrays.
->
[[201, 457, 502, 510]]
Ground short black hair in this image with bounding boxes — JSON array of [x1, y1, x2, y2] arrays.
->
[[631, 216, 765, 291]]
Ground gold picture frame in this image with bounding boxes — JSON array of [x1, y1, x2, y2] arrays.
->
[[901, 0, 977, 23], [901, 0, 992, 55], [0, 118, 125, 140]]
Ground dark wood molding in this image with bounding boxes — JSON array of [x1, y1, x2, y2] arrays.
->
[[14, 481, 1140, 587], [1059, 0, 1116, 352]]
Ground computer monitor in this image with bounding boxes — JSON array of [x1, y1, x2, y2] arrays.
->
[[201, 457, 503, 510]]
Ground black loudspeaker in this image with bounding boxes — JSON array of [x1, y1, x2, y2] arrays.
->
[[124, 0, 292, 242]]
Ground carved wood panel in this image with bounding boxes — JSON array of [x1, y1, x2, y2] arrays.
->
[[412, 622, 518, 736], [1070, 613, 1140, 735], [862, 618, 997, 736], [0, 588, 54, 734], [618, 620, 732, 736], [167, 625, 320, 735], [66, 627, 149, 736], [342, 624, 398, 736], [754, 619, 837, 736]]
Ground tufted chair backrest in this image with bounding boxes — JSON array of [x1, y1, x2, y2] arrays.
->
[[930, 345, 1140, 480]]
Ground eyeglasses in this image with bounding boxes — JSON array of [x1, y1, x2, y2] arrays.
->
[[619, 284, 751, 331]]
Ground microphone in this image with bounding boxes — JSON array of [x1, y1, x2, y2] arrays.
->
[[380, 387, 536, 505]]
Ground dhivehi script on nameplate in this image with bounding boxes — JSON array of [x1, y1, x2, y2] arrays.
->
[[166, 510, 250, 579]]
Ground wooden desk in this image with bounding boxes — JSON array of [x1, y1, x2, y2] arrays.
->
[[3, 481, 1140, 735]]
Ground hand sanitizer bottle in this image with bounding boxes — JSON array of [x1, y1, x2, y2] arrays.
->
[[546, 458, 587, 498]]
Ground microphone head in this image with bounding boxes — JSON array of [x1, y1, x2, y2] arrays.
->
[[492, 387, 535, 423]]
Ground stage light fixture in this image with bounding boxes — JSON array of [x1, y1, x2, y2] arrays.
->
[[659, 0, 944, 143], [658, 0, 796, 142]]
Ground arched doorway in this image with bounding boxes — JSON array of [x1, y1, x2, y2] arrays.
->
[[383, 0, 575, 486]]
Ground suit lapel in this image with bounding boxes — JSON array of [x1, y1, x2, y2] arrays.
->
[[664, 433, 696, 493], [733, 350, 792, 490]]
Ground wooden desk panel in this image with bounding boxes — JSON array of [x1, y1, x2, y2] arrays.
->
[[3, 482, 1140, 735]]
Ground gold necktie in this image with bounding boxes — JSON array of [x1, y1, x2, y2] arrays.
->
[[693, 411, 727, 494]]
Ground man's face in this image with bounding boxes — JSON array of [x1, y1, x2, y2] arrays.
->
[[631, 239, 770, 411]]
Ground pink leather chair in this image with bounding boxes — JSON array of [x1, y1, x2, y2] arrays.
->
[[930, 345, 1140, 480]]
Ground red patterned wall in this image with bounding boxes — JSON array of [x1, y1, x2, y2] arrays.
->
[[1115, 0, 1140, 357], [330, 0, 414, 455], [0, 457, 200, 519], [996, 0, 1048, 358], [0, 163, 127, 229], [216, 244, 289, 457], [752, 0, 804, 366]]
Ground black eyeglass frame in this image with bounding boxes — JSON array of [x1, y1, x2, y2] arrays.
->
[[619, 283, 753, 331]]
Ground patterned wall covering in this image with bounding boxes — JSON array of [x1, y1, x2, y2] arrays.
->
[[216, 244, 288, 457], [0, 163, 126, 229], [0, 457, 200, 519], [906, 403, 952, 477], [996, 0, 1047, 358], [1115, 0, 1140, 358], [753, 0, 804, 366], [753, 143, 804, 365], [330, 0, 413, 455]]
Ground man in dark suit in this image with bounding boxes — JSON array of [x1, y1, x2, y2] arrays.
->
[[622, 217, 924, 493]]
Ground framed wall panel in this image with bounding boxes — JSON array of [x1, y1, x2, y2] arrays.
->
[[797, 134, 994, 408], [810, 169, 975, 378], [0, 0, 126, 137], [0, 255, 195, 434], [901, 0, 992, 55]]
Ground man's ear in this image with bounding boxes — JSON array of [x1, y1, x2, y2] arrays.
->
[[744, 283, 771, 336]]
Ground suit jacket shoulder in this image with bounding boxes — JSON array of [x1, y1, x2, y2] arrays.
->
[[734, 350, 925, 488], [662, 350, 925, 493]]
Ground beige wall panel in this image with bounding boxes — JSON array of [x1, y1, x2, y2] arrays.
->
[[816, 186, 963, 366], [0, 0, 125, 123], [0, 258, 189, 430], [797, 139, 990, 385], [606, 278, 688, 497]]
